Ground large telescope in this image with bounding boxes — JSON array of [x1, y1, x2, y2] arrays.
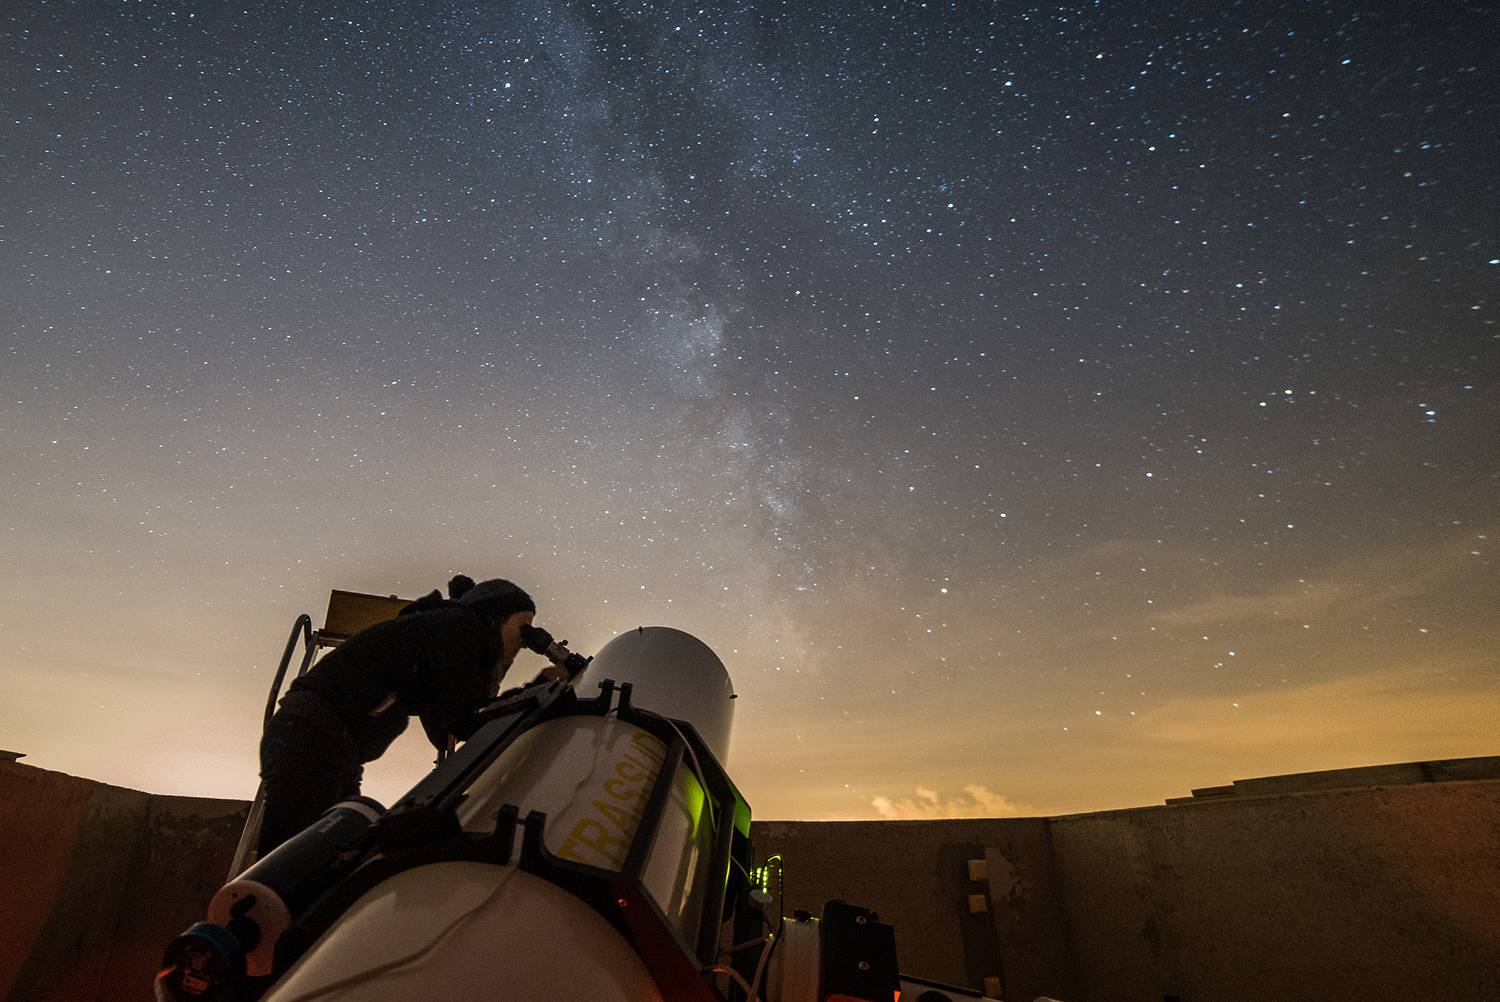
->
[[157, 625, 1000, 1002]]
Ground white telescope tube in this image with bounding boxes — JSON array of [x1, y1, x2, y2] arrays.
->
[[572, 626, 737, 763]]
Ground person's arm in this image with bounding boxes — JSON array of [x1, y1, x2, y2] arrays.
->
[[418, 679, 486, 751], [417, 708, 452, 753], [415, 626, 496, 752]]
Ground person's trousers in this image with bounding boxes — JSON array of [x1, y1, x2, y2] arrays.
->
[[257, 690, 363, 857]]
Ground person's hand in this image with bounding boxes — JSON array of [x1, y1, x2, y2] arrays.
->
[[538, 663, 571, 683]]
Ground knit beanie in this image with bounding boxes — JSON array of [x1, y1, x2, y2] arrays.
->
[[456, 577, 536, 618]]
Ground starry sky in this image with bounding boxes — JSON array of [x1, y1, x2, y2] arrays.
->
[[2, 1, 1496, 820]]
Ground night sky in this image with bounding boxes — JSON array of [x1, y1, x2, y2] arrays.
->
[[3, 1, 1496, 820]]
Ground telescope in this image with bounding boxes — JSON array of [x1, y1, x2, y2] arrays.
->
[[157, 625, 1000, 1002]]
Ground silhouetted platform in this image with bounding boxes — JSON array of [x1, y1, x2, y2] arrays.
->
[[1167, 754, 1500, 803]]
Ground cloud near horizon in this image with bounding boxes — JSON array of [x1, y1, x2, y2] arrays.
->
[[867, 783, 1038, 820]]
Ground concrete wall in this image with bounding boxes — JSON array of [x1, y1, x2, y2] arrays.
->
[[2, 760, 1497, 1002], [0, 762, 246, 1002], [1047, 780, 1500, 1002], [749, 817, 1080, 1001], [753, 779, 1500, 1002]]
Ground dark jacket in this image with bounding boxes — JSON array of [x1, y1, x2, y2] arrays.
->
[[286, 591, 500, 760]]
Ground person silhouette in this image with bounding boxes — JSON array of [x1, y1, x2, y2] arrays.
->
[[255, 575, 535, 855]]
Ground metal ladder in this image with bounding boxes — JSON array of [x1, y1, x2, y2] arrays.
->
[[225, 590, 412, 879]]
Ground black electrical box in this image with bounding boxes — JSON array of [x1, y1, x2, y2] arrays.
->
[[819, 899, 899, 1001]]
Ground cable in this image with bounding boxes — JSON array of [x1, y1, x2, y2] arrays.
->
[[756, 853, 785, 935], [755, 854, 786, 1001], [707, 964, 757, 999], [275, 860, 522, 1002], [663, 716, 718, 835], [719, 933, 770, 958], [773, 854, 785, 935], [747, 930, 778, 1002]]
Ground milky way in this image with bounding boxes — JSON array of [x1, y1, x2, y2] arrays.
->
[[2, 1, 1496, 819]]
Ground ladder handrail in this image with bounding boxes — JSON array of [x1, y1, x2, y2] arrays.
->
[[264, 614, 315, 732], [229, 613, 319, 880]]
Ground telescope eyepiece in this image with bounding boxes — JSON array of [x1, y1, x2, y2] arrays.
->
[[520, 624, 554, 655]]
